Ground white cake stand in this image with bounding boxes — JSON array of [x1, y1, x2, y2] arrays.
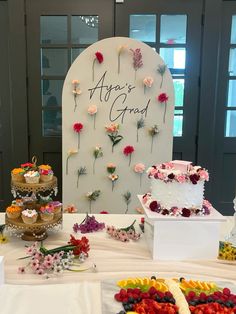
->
[[226, 197, 236, 246]]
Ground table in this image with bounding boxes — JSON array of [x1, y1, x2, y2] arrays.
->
[[0, 213, 235, 314]]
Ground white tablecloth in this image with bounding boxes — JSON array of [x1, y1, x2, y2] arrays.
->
[[0, 213, 235, 314]]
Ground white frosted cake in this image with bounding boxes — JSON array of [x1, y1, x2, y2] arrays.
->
[[144, 160, 212, 217]]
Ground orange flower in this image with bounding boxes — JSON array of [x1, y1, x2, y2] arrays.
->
[[12, 168, 24, 175]]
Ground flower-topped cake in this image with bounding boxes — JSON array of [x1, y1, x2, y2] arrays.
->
[[143, 160, 212, 217]]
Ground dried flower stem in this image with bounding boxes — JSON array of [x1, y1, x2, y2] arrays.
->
[[77, 134, 80, 149], [163, 101, 167, 123], [66, 156, 69, 175], [139, 173, 142, 188], [74, 96, 77, 112], [129, 154, 132, 166], [93, 159, 96, 175], [93, 115, 96, 130], [89, 200, 92, 214], [92, 59, 96, 82], [118, 53, 121, 74], [151, 136, 154, 153]]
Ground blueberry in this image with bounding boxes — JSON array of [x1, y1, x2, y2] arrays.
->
[[164, 296, 171, 302], [155, 296, 161, 302], [117, 311, 126, 314], [216, 299, 223, 304], [128, 297, 134, 303], [137, 297, 142, 302], [207, 297, 214, 303], [122, 302, 128, 306], [169, 298, 176, 304], [151, 275, 156, 280], [124, 304, 133, 311], [225, 301, 234, 308], [189, 301, 197, 306]]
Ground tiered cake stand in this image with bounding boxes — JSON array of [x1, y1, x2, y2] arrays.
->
[[6, 177, 62, 241]]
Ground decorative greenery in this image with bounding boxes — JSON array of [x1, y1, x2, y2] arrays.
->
[[77, 166, 87, 188], [148, 125, 160, 153], [123, 191, 132, 214], [86, 190, 101, 213], [93, 146, 103, 175], [136, 117, 145, 142], [157, 64, 167, 89]]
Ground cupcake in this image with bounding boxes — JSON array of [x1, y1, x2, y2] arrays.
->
[[49, 201, 62, 215], [39, 168, 53, 182], [24, 170, 40, 184], [11, 168, 25, 182], [22, 195, 37, 208], [11, 199, 24, 210], [39, 204, 54, 222], [21, 209, 38, 224], [6, 205, 21, 219]]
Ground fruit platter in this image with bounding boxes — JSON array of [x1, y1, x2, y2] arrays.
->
[[102, 276, 236, 314]]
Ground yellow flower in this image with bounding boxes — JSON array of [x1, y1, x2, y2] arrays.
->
[[12, 168, 24, 174], [38, 164, 51, 170], [0, 234, 8, 244]]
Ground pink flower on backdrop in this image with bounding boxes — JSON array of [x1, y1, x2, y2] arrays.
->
[[100, 211, 109, 214], [87, 104, 97, 115], [105, 123, 119, 133], [18, 267, 25, 274], [134, 163, 145, 188], [143, 76, 154, 94], [134, 163, 145, 173], [88, 105, 98, 130], [198, 169, 209, 181], [176, 175, 186, 183]]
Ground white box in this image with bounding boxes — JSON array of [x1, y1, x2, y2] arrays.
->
[[138, 195, 226, 260], [0, 256, 4, 285]]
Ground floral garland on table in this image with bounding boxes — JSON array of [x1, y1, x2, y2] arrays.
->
[[106, 220, 141, 242], [142, 193, 213, 217], [18, 235, 96, 277], [147, 162, 209, 184], [73, 213, 105, 233]]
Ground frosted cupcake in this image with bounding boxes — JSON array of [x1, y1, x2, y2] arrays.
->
[[49, 201, 62, 215], [39, 204, 54, 222], [6, 205, 21, 219], [21, 209, 38, 224], [38, 165, 53, 182], [24, 170, 40, 184], [11, 168, 25, 182]]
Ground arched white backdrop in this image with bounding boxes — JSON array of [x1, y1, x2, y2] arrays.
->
[[62, 37, 174, 214]]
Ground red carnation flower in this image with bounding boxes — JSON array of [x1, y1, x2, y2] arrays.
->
[[73, 122, 83, 149], [123, 145, 134, 156], [68, 234, 90, 256], [157, 93, 169, 123], [157, 93, 168, 103], [123, 145, 135, 166], [95, 51, 103, 64], [73, 122, 83, 133]]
